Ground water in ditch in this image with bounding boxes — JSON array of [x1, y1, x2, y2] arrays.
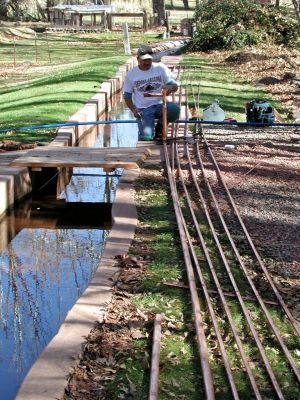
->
[[0, 102, 138, 400]]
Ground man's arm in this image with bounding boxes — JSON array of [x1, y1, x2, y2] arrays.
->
[[161, 64, 178, 95], [164, 80, 178, 95], [123, 92, 141, 118]]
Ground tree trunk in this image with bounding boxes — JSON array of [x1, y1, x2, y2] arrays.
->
[[0, 0, 9, 20], [291, 0, 300, 19], [183, 0, 189, 10]]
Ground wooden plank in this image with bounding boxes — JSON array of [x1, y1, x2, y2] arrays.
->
[[10, 146, 152, 170]]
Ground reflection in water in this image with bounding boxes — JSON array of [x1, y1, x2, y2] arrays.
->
[[0, 101, 138, 399], [0, 228, 107, 400]]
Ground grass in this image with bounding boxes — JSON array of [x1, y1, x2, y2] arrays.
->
[[180, 54, 285, 121], [0, 31, 161, 142], [0, 32, 289, 144]]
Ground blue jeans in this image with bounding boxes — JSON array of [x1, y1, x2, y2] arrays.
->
[[136, 102, 180, 141]]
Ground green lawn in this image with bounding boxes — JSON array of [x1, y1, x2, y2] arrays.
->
[[0, 31, 288, 143], [0, 31, 160, 141], [180, 54, 285, 121]]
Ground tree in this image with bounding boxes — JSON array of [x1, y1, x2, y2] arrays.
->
[[191, 0, 299, 50], [290, 0, 300, 19], [0, 0, 51, 21], [0, 0, 9, 19], [0, 0, 28, 20]]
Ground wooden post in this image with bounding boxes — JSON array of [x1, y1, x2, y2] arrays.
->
[[13, 36, 16, 68], [165, 11, 170, 37], [123, 23, 131, 55], [143, 11, 148, 31], [162, 88, 168, 141], [45, 31, 52, 64], [107, 13, 112, 30], [35, 33, 38, 63]]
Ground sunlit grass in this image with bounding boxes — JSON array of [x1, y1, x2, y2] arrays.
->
[[180, 54, 285, 121], [0, 31, 161, 142]]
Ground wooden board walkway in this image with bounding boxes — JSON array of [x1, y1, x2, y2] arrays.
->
[[9, 146, 152, 172]]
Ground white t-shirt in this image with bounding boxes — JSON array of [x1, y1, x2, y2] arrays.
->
[[123, 63, 175, 109]]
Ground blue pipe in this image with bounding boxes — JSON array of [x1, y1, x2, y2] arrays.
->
[[0, 119, 300, 134]]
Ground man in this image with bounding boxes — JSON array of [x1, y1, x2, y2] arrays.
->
[[123, 45, 180, 141]]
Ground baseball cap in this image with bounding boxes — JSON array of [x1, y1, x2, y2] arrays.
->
[[137, 45, 153, 60]]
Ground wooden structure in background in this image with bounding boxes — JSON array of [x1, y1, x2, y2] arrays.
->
[[107, 12, 149, 31], [48, 4, 150, 31], [48, 4, 114, 28]]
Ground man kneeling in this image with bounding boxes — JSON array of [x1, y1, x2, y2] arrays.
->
[[123, 45, 180, 141]]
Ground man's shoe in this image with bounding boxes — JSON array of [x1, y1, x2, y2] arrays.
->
[[140, 135, 154, 141]]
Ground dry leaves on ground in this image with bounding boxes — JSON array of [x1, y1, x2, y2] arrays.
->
[[64, 254, 153, 400], [201, 46, 300, 112]]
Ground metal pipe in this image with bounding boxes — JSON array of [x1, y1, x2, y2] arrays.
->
[[204, 137, 300, 337], [2, 119, 300, 134], [194, 141, 286, 399], [175, 143, 241, 400], [162, 88, 168, 142], [163, 141, 216, 400], [200, 137, 300, 380]]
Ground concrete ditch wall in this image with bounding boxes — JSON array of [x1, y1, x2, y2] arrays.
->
[[0, 39, 187, 218], [14, 39, 187, 400]]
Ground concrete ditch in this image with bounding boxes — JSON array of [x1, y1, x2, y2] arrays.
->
[[0, 39, 188, 217], [0, 40, 187, 399]]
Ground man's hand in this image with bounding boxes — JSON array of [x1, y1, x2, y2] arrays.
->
[[132, 108, 142, 119]]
